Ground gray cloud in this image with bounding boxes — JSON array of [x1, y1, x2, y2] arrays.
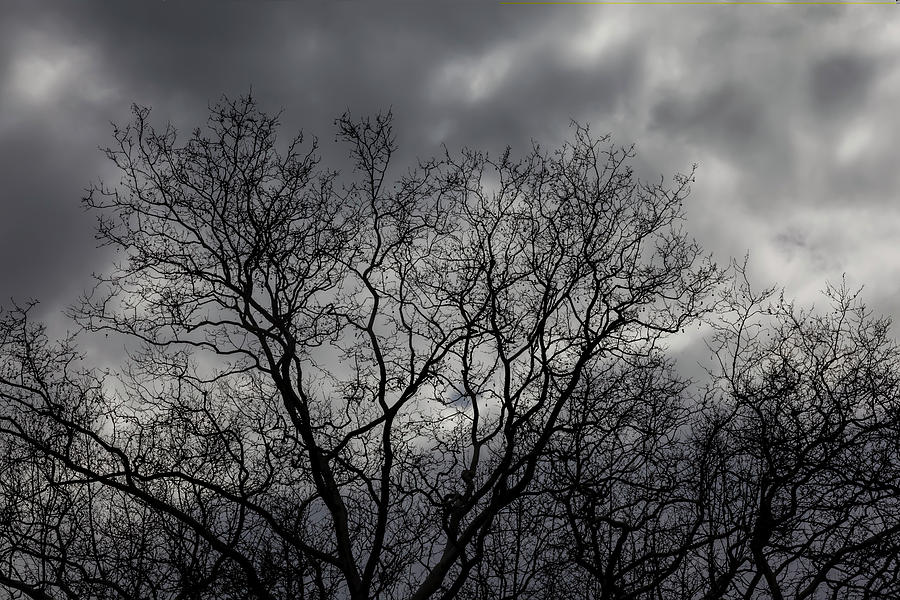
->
[[1, 1, 899, 348], [810, 52, 879, 116], [651, 83, 766, 153]]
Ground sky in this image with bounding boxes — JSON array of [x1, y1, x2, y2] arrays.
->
[[2, 1, 899, 371]]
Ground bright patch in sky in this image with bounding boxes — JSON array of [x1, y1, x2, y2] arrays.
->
[[836, 120, 874, 165], [8, 46, 74, 104], [563, 13, 633, 64], [431, 45, 515, 105], [5, 34, 115, 111]]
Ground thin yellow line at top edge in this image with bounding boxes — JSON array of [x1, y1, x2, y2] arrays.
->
[[500, 1, 895, 4]]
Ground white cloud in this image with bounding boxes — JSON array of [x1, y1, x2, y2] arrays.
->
[[562, 11, 635, 65], [429, 44, 516, 105], [3, 30, 116, 118]]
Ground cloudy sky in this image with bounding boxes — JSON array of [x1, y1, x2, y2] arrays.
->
[[2, 1, 899, 355]]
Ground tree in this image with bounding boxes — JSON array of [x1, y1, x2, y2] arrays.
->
[[0, 95, 720, 600], [458, 351, 708, 600], [452, 266, 900, 600], [687, 272, 900, 600]]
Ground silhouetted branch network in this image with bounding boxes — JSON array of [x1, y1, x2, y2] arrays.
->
[[2, 95, 899, 599]]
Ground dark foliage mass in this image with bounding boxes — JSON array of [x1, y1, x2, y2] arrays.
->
[[2, 96, 899, 599]]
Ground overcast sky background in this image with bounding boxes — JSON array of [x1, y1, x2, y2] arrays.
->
[[2, 1, 899, 371]]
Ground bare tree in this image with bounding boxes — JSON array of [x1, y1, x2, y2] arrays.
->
[[458, 352, 714, 600], [452, 266, 900, 600], [5, 94, 900, 600], [690, 271, 900, 600], [0, 94, 719, 599], [548, 354, 705, 600]]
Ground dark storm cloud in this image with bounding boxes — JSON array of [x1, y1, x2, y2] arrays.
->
[[40, 2, 553, 143], [1, 1, 899, 347], [0, 1, 605, 321], [0, 2, 554, 319], [0, 124, 100, 304], [426, 38, 647, 156], [810, 52, 878, 116], [651, 83, 765, 152]]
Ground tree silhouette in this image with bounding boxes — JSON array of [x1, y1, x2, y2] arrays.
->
[[3, 95, 899, 600], [688, 273, 900, 600], [0, 95, 719, 599]]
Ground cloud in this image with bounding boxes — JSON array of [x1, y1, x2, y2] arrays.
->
[[809, 52, 879, 117], [651, 83, 765, 154], [0, 1, 898, 354]]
